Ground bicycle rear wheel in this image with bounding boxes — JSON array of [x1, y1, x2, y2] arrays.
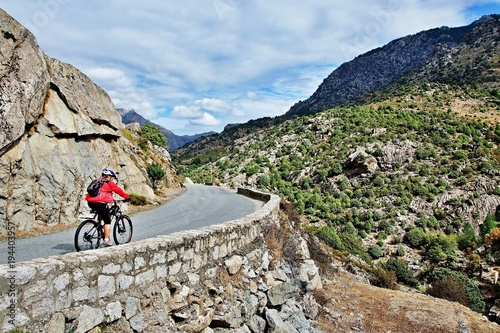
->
[[75, 220, 101, 251], [113, 215, 133, 245]]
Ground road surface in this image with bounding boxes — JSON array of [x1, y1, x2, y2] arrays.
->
[[0, 184, 265, 264]]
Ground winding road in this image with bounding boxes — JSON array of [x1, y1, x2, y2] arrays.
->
[[0, 184, 265, 265]]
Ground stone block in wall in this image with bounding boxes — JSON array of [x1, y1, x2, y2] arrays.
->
[[98, 275, 116, 298], [47, 312, 65, 333], [125, 296, 141, 319], [75, 305, 104, 333], [135, 269, 155, 286], [106, 301, 123, 322], [130, 313, 147, 332]]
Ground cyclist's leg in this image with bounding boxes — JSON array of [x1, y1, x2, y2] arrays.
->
[[88, 202, 112, 245]]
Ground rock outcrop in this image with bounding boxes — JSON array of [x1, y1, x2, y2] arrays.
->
[[0, 9, 180, 235]]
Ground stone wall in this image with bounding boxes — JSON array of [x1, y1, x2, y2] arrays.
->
[[0, 189, 322, 333]]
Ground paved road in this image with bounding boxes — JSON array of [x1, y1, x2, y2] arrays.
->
[[0, 184, 265, 264]]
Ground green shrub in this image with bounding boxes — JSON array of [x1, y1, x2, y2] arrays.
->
[[146, 162, 165, 190], [457, 223, 478, 250], [339, 232, 372, 263], [330, 162, 343, 176], [481, 214, 497, 241], [493, 186, 500, 195], [141, 124, 168, 149], [405, 228, 428, 247], [257, 175, 270, 188], [382, 258, 418, 287], [434, 208, 447, 220], [129, 193, 148, 205], [425, 233, 458, 264], [396, 246, 406, 256], [424, 268, 485, 313], [368, 244, 384, 259], [316, 226, 344, 251]]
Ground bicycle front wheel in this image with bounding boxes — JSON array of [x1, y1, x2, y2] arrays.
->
[[113, 215, 133, 245], [75, 220, 101, 251]]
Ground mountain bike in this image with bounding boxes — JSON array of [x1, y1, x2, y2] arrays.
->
[[74, 199, 133, 251]]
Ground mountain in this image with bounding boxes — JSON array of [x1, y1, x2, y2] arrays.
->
[[175, 15, 500, 161], [286, 15, 495, 117], [173, 15, 500, 324], [117, 108, 216, 152]]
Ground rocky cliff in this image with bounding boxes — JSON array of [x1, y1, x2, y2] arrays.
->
[[0, 9, 180, 236]]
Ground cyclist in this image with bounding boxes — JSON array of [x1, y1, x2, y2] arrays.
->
[[85, 167, 130, 246]]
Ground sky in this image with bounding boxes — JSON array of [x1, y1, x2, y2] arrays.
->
[[1, 1, 500, 135]]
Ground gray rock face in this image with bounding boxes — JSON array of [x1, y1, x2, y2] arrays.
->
[[0, 9, 179, 234], [0, 9, 49, 156]]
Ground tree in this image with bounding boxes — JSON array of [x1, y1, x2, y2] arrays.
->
[[146, 162, 165, 190], [480, 214, 497, 241], [382, 258, 418, 287], [406, 228, 428, 247], [457, 223, 477, 250], [316, 226, 344, 251], [425, 268, 485, 313], [485, 228, 500, 248], [368, 244, 384, 259], [141, 124, 168, 150]]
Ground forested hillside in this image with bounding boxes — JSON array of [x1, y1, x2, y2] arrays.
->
[[172, 15, 500, 319]]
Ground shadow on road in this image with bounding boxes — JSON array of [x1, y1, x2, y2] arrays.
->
[[51, 243, 75, 252]]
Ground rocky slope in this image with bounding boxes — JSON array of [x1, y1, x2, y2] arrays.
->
[[0, 9, 180, 236]]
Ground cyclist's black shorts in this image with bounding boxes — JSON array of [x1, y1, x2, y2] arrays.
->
[[88, 202, 111, 225]]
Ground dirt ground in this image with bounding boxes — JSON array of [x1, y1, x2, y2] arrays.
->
[[314, 270, 499, 333]]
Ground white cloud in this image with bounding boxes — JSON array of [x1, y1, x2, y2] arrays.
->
[[171, 105, 201, 119], [246, 91, 257, 99], [189, 113, 220, 127], [195, 98, 232, 114], [85, 67, 131, 88], [1, 0, 499, 135]]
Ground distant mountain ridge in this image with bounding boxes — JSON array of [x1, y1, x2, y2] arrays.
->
[[174, 15, 499, 157], [286, 15, 496, 117], [117, 109, 216, 151]]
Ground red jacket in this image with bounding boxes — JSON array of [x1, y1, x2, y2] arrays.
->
[[85, 180, 130, 203]]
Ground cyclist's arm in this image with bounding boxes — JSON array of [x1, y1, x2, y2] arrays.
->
[[109, 181, 130, 200]]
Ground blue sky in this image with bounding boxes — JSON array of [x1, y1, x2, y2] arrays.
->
[[1, 1, 500, 135]]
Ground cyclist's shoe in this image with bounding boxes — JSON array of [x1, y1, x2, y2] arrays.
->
[[103, 238, 112, 247]]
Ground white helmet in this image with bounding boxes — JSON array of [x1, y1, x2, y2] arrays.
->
[[101, 167, 116, 178]]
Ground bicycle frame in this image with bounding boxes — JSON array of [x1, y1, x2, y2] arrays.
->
[[79, 199, 123, 221], [75, 199, 132, 251]]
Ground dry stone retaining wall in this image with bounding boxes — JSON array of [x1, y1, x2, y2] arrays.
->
[[0, 189, 321, 332]]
